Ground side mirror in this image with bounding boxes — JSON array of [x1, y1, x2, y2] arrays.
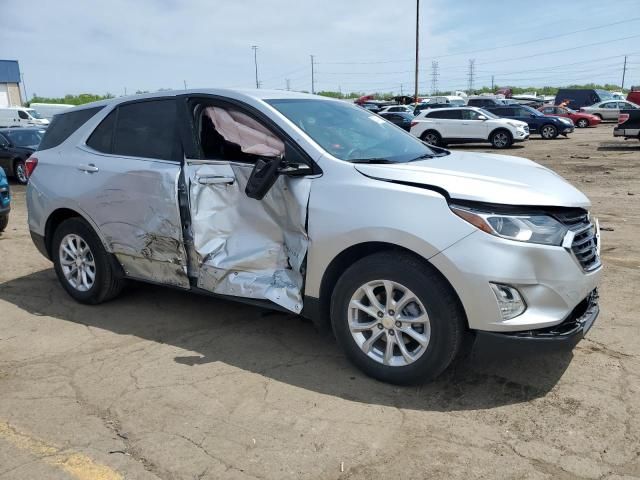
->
[[477, 115, 487, 121], [245, 156, 283, 200], [278, 142, 313, 177]]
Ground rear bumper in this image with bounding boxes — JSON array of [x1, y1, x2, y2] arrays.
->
[[475, 289, 599, 354], [614, 128, 640, 138]]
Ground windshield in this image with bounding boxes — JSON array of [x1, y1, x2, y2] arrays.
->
[[596, 89, 613, 101], [476, 108, 499, 119], [6, 129, 45, 147], [267, 99, 437, 163], [25, 109, 43, 119]]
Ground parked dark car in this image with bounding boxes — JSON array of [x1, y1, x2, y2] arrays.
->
[[0, 127, 45, 184], [379, 111, 415, 131], [414, 102, 451, 114], [614, 109, 640, 141], [554, 88, 614, 110], [484, 105, 574, 139]]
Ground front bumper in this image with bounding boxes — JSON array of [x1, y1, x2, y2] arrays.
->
[[560, 125, 574, 134], [475, 289, 599, 353], [429, 228, 602, 333]]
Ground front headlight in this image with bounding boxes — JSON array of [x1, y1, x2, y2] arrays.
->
[[451, 205, 568, 245], [559, 118, 573, 125]]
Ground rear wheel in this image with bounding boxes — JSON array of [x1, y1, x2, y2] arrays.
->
[[52, 217, 124, 304], [0, 214, 8, 233], [330, 252, 465, 384], [490, 129, 513, 149], [576, 118, 589, 128], [540, 124, 558, 139], [421, 130, 442, 147], [13, 159, 27, 185]]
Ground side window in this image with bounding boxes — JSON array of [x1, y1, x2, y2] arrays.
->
[[461, 110, 480, 120], [602, 102, 616, 109], [113, 100, 177, 160], [0, 134, 8, 146], [542, 107, 554, 114], [438, 109, 462, 120], [38, 107, 104, 151], [18, 110, 29, 120], [86, 110, 117, 153], [495, 108, 511, 116], [198, 105, 284, 163]]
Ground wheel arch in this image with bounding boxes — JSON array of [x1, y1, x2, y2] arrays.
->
[[44, 207, 112, 260], [306, 241, 468, 332], [488, 127, 513, 140]]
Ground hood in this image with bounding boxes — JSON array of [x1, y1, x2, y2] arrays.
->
[[354, 151, 590, 208]]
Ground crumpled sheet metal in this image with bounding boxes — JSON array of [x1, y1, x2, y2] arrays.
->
[[189, 162, 310, 312]]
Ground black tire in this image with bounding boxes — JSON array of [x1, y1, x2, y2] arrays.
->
[[0, 214, 8, 233], [490, 129, 513, 149], [540, 124, 558, 139], [52, 217, 124, 304], [330, 252, 465, 385], [421, 130, 442, 147], [13, 159, 27, 185], [576, 118, 589, 128]]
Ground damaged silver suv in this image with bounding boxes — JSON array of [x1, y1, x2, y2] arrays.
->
[[27, 90, 601, 384]]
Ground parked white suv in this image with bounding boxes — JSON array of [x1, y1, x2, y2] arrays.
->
[[410, 107, 529, 148], [377, 105, 414, 114], [27, 90, 600, 384]]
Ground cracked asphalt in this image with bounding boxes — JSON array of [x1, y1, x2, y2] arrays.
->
[[0, 125, 639, 479]]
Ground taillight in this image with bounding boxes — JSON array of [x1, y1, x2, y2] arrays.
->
[[25, 156, 38, 178], [410, 121, 418, 128], [618, 113, 630, 125]]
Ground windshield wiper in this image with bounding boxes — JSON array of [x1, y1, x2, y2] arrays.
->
[[349, 158, 397, 164]]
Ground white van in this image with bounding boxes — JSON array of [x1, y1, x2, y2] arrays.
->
[[29, 103, 74, 120], [0, 107, 50, 128]]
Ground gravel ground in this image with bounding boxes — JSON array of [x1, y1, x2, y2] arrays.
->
[[0, 124, 638, 480]]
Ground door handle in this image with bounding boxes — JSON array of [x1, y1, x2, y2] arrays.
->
[[78, 163, 99, 173], [197, 175, 235, 185]]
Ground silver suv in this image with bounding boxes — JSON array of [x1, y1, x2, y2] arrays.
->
[[26, 90, 602, 384]]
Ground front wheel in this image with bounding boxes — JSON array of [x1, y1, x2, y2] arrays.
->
[[576, 118, 589, 128], [330, 252, 465, 384], [490, 129, 513, 149], [52, 217, 124, 304], [540, 124, 558, 139], [421, 130, 442, 147]]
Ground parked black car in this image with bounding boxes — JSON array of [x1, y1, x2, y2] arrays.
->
[[614, 109, 640, 141], [379, 111, 414, 131], [554, 88, 614, 110], [0, 127, 45, 184], [484, 105, 574, 139], [467, 97, 507, 108]]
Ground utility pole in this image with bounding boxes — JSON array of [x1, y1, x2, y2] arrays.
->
[[467, 59, 475, 94], [431, 61, 439, 95], [491, 75, 495, 91], [622, 55, 628, 90], [20, 73, 28, 104], [183, 80, 187, 90], [310, 55, 316, 94], [252, 45, 260, 88], [414, 0, 420, 105], [400, 84, 404, 96], [286, 79, 291, 91]]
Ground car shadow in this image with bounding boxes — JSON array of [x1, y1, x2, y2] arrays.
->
[[0, 269, 574, 412]]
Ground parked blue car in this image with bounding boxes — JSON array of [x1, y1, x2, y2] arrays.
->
[[0, 167, 10, 232], [485, 104, 575, 139]]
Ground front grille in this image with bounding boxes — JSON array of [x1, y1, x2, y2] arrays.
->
[[553, 209, 601, 271], [524, 126, 530, 133]]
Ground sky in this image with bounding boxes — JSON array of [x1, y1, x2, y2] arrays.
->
[[2, 0, 640, 98]]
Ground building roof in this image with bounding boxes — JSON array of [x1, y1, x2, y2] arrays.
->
[[0, 60, 20, 84]]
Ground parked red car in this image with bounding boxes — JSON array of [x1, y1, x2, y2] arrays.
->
[[538, 105, 601, 128]]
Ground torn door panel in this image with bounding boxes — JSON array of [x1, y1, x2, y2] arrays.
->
[[188, 162, 310, 313]]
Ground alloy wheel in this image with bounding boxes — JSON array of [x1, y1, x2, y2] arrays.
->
[[493, 132, 509, 148], [542, 125, 556, 138], [348, 280, 431, 367], [15, 162, 27, 184], [577, 119, 588, 128], [424, 133, 439, 145], [59, 233, 96, 292]]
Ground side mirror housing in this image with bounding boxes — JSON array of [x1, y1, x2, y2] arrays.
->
[[477, 115, 487, 121], [278, 142, 313, 177]]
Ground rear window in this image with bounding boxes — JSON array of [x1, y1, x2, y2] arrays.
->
[[38, 107, 103, 151]]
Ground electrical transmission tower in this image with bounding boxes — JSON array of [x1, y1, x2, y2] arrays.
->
[[431, 61, 439, 95], [467, 59, 475, 94]]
